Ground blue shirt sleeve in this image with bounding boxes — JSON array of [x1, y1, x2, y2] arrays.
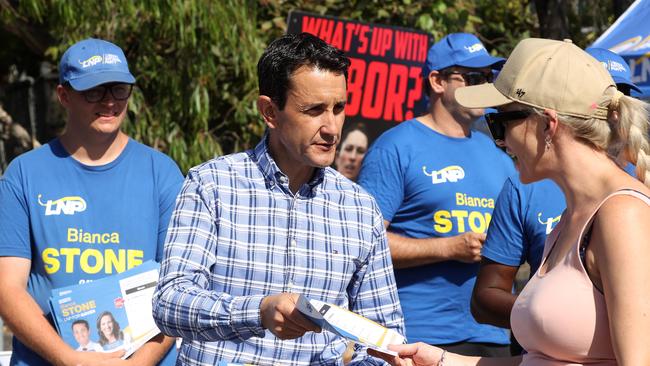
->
[[155, 156, 184, 261], [152, 169, 266, 341], [357, 145, 404, 222], [347, 201, 405, 365], [482, 177, 526, 267], [0, 161, 31, 259]]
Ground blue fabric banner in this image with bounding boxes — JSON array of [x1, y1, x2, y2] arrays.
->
[[592, 0, 650, 97]]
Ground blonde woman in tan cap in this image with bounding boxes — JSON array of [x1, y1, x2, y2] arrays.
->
[[373, 38, 650, 366]]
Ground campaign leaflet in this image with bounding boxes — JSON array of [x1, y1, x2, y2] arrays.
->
[[49, 260, 161, 358], [296, 294, 405, 356]]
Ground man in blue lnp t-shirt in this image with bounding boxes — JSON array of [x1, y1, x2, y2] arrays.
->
[[358, 33, 515, 357], [470, 47, 641, 351], [0, 39, 182, 365]]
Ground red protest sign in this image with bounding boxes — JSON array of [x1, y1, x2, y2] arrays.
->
[[287, 11, 433, 144]]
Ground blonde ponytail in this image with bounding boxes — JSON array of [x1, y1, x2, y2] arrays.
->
[[614, 94, 650, 187], [554, 86, 650, 187]]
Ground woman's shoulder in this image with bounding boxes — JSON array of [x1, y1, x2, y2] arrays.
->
[[599, 188, 650, 213], [592, 188, 650, 249]]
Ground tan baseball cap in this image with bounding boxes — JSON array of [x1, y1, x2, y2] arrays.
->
[[455, 38, 616, 120]]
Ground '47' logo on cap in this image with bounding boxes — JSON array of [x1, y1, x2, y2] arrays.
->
[[422, 165, 465, 184], [38, 194, 87, 216]]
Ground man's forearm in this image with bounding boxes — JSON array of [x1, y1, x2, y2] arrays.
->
[[470, 287, 517, 328], [0, 285, 75, 365], [470, 260, 520, 328], [127, 333, 175, 365], [153, 276, 266, 341], [387, 231, 455, 269]]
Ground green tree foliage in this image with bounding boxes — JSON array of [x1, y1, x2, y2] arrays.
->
[[0, 0, 632, 172], [2, 0, 265, 172], [258, 0, 517, 52]]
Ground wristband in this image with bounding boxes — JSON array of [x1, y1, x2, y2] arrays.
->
[[438, 349, 447, 366]]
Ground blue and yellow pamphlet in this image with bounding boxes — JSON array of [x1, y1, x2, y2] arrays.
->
[[49, 260, 161, 358]]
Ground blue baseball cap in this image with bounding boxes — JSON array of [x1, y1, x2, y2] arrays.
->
[[59, 38, 135, 91], [586, 47, 640, 93], [422, 33, 505, 77]]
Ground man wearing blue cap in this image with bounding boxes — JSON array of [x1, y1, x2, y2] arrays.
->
[[358, 33, 514, 356], [0, 38, 182, 365], [470, 46, 641, 354], [586, 47, 642, 96]]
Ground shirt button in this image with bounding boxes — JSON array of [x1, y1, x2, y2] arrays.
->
[[290, 239, 297, 246], [287, 281, 295, 291]]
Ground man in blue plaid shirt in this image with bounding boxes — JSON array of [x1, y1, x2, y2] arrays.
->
[[152, 33, 405, 365]]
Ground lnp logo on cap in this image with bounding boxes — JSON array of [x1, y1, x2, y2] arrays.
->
[[104, 54, 122, 64], [79, 55, 103, 68], [464, 43, 485, 53], [602, 60, 626, 73], [79, 54, 123, 68]]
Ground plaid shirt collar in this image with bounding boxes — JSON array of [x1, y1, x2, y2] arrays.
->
[[252, 133, 326, 194]]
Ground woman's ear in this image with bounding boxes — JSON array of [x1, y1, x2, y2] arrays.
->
[[257, 96, 278, 129], [542, 109, 559, 138]]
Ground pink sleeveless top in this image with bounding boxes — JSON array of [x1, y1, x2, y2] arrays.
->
[[511, 190, 650, 366]]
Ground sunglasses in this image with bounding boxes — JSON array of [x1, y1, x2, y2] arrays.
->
[[484, 110, 532, 143], [441, 70, 494, 86], [79, 83, 133, 103]]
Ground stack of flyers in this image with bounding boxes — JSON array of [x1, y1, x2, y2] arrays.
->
[[49, 261, 162, 358]]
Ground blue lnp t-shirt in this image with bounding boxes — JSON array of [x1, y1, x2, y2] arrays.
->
[[482, 176, 565, 276], [0, 138, 183, 366], [484, 163, 636, 275], [358, 119, 515, 345]]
